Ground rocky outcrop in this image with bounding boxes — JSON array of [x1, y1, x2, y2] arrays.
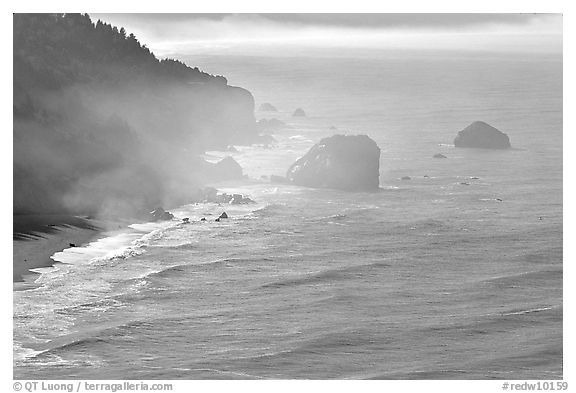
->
[[259, 103, 278, 112], [210, 157, 243, 180], [286, 134, 380, 191], [230, 194, 255, 204], [215, 212, 228, 221], [201, 188, 255, 205], [257, 118, 286, 133], [454, 121, 511, 149], [293, 108, 306, 117], [149, 207, 174, 221]]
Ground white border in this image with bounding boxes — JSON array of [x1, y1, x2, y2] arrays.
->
[[2, 2, 571, 391]]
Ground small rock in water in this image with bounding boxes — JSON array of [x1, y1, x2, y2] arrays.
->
[[401, 176, 411, 181], [182, 218, 190, 224], [433, 153, 447, 159], [149, 207, 174, 221], [230, 194, 256, 205], [69, 243, 76, 247], [460, 182, 470, 186], [259, 103, 278, 112], [200, 217, 207, 221], [496, 198, 503, 202], [293, 108, 306, 117], [219, 212, 229, 219], [230, 194, 243, 204]]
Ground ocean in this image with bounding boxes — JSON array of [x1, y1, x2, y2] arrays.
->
[[13, 50, 563, 379]]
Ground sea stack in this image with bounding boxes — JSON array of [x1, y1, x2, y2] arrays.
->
[[454, 121, 511, 149], [259, 103, 278, 112], [293, 108, 306, 117], [286, 134, 380, 191]]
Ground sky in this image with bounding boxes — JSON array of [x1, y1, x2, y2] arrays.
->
[[85, 13, 564, 57]]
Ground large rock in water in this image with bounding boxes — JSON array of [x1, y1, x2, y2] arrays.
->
[[454, 121, 511, 149], [286, 134, 380, 191]]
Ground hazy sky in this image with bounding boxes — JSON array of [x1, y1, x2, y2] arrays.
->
[[92, 13, 562, 57]]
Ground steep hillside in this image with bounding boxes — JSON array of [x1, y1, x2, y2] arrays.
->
[[13, 13, 257, 216]]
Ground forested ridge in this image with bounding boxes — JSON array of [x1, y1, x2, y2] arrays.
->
[[14, 13, 256, 216]]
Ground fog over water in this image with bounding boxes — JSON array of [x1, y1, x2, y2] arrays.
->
[[94, 13, 562, 56]]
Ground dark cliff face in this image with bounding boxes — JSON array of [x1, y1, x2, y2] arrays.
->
[[286, 134, 381, 191], [454, 121, 511, 149], [13, 13, 257, 216]]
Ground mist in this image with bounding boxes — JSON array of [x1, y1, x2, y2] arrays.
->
[[92, 13, 562, 57], [13, 13, 257, 219]]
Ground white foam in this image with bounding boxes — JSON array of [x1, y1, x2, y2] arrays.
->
[[13, 341, 43, 362], [502, 305, 558, 316]]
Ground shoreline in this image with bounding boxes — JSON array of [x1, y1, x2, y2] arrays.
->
[[13, 214, 119, 283], [12, 189, 220, 286]]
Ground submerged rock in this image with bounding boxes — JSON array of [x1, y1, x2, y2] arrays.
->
[[454, 121, 511, 149], [292, 108, 306, 117], [433, 153, 447, 159], [401, 176, 411, 181], [259, 103, 278, 112], [286, 134, 380, 191], [214, 193, 231, 204]]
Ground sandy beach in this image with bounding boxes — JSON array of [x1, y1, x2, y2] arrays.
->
[[13, 215, 109, 283]]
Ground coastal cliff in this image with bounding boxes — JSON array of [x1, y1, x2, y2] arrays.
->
[[13, 13, 257, 217]]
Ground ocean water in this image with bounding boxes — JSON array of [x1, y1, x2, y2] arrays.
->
[[13, 51, 562, 379]]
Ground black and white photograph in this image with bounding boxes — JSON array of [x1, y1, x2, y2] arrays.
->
[[9, 5, 567, 386]]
